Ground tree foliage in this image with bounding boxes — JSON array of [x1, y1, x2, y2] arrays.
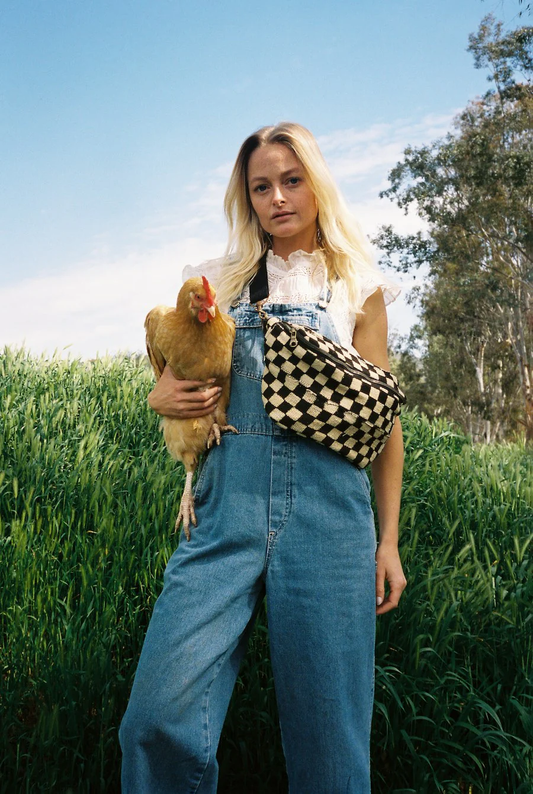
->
[[377, 15, 533, 442]]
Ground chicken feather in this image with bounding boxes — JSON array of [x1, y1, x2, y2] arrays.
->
[[145, 276, 237, 539]]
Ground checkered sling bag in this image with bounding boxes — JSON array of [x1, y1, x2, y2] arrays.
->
[[250, 253, 406, 469]]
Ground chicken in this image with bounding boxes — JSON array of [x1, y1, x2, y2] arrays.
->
[[145, 276, 237, 540]]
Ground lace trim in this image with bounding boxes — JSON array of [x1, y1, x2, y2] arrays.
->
[[183, 249, 400, 349], [241, 249, 327, 304]]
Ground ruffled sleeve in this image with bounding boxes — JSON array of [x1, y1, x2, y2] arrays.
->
[[328, 265, 402, 349], [182, 257, 225, 286], [358, 266, 401, 307]]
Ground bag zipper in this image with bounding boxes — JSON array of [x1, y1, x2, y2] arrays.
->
[[271, 320, 405, 402]]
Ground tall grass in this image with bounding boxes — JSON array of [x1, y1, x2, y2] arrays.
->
[[0, 348, 531, 793], [372, 418, 532, 794]]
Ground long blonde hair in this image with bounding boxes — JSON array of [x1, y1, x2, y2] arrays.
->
[[217, 122, 375, 311]]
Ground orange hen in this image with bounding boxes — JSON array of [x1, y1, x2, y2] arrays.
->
[[145, 276, 237, 539]]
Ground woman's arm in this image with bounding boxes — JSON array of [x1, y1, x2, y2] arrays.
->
[[352, 288, 407, 615], [148, 365, 222, 419]]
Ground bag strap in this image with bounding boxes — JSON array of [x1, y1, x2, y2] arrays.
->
[[249, 250, 269, 304]]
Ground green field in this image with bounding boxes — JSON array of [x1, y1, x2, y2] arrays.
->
[[1, 349, 531, 793]]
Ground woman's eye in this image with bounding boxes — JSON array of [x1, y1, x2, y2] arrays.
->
[[288, 177, 300, 185], [254, 184, 268, 193]]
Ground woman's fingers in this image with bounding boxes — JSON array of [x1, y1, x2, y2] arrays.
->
[[375, 579, 407, 614], [160, 367, 216, 392], [379, 577, 406, 614], [148, 369, 223, 418], [178, 378, 216, 391], [174, 386, 222, 418], [178, 385, 220, 405], [176, 393, 222, 418], [375, 546, 407, 615], [376, 561, 386, 608]]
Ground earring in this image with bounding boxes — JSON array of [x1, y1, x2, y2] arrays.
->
[[316, 226, 323, 247]]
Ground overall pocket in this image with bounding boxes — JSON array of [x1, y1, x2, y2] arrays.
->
[[232, 310, 320, 381], [232, 321, 265, 381]]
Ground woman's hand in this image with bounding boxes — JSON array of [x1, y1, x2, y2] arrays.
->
[[352, 288, 407, 615], [375, 541, 407, 615], [147, 365, 222, 419]]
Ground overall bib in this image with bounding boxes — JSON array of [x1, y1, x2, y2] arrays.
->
[[120, 295, 377, 794]]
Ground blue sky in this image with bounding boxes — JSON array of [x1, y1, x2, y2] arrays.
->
[[0, 0, 527, 357]]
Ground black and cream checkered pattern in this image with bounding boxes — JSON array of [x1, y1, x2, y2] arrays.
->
[[261, 317, 406, 468]]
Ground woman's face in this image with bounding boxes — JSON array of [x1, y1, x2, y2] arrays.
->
[[247, 143, 318, 252]]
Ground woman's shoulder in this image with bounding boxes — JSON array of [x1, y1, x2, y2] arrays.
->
[[357, 265, 401, 307], [182, 256, 227, 286], [327, 264, 401, 349]]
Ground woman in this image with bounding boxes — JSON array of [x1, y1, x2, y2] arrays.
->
[[120, 122, 407, 793]]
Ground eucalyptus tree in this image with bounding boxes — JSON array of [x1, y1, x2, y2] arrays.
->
[[377, 15, 533, 441]]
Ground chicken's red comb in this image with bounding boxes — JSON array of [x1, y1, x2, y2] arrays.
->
[[202, 276, 215, 306]]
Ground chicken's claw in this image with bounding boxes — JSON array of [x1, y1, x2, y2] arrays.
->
[[175, 470, 197, 541], [175, 493, 197, 541], [207, 423, 239, 449]]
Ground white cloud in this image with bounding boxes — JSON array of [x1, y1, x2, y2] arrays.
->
[[179, 179, 227, 230], [212, 161, 234, 178], [1, 112, 451, 358], [319, 112, 454, 186], [349, 195, 427, 240], [0, 237, 225, 359]]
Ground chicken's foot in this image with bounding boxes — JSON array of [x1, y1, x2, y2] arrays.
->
[[207, 423, 239, 449], [175, 471, 197, 541]]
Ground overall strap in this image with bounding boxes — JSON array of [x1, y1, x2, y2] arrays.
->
[[249, 250, 269, 304]]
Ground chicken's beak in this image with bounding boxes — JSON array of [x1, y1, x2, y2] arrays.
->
[[207, 304, 216, 318]]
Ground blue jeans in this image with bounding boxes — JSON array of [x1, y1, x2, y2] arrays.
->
[[119, 301, 377, 793]]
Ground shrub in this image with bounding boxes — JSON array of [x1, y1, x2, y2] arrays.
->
[[0, 350, 531, 793]]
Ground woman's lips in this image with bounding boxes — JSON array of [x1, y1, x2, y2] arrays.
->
[[272, 212, 294, 221]]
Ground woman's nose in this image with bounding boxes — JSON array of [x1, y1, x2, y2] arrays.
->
[[272, 185, 285, 204]]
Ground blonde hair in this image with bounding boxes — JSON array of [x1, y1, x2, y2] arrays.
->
[[217, 122, 375, 312]]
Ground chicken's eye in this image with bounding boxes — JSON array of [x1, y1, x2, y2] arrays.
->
[[195, 294, 201, 300]]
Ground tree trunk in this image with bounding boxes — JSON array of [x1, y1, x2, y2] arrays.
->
[[525, 390, 533, 444], [507, 312, 533, 444]]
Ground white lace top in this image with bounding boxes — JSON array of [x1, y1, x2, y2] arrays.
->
[[182, 249, 400, 350]]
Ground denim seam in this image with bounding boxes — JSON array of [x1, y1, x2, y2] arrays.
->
[[231, 361, 263, 381], [190, 647, 231, 794], [276, 437, 294, 536], [192, 454, 210, 503], [264, 436, 274, 571], [367, 648, 376, 776], [227, 429, 275, 436], [265, 444, 275, 570], [264, 438, 294, 570], [359, 468, 372, 498], [230, 306, 322, 323]]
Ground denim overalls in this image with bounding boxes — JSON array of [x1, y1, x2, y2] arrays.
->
[[120, 292, 377, 794]]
